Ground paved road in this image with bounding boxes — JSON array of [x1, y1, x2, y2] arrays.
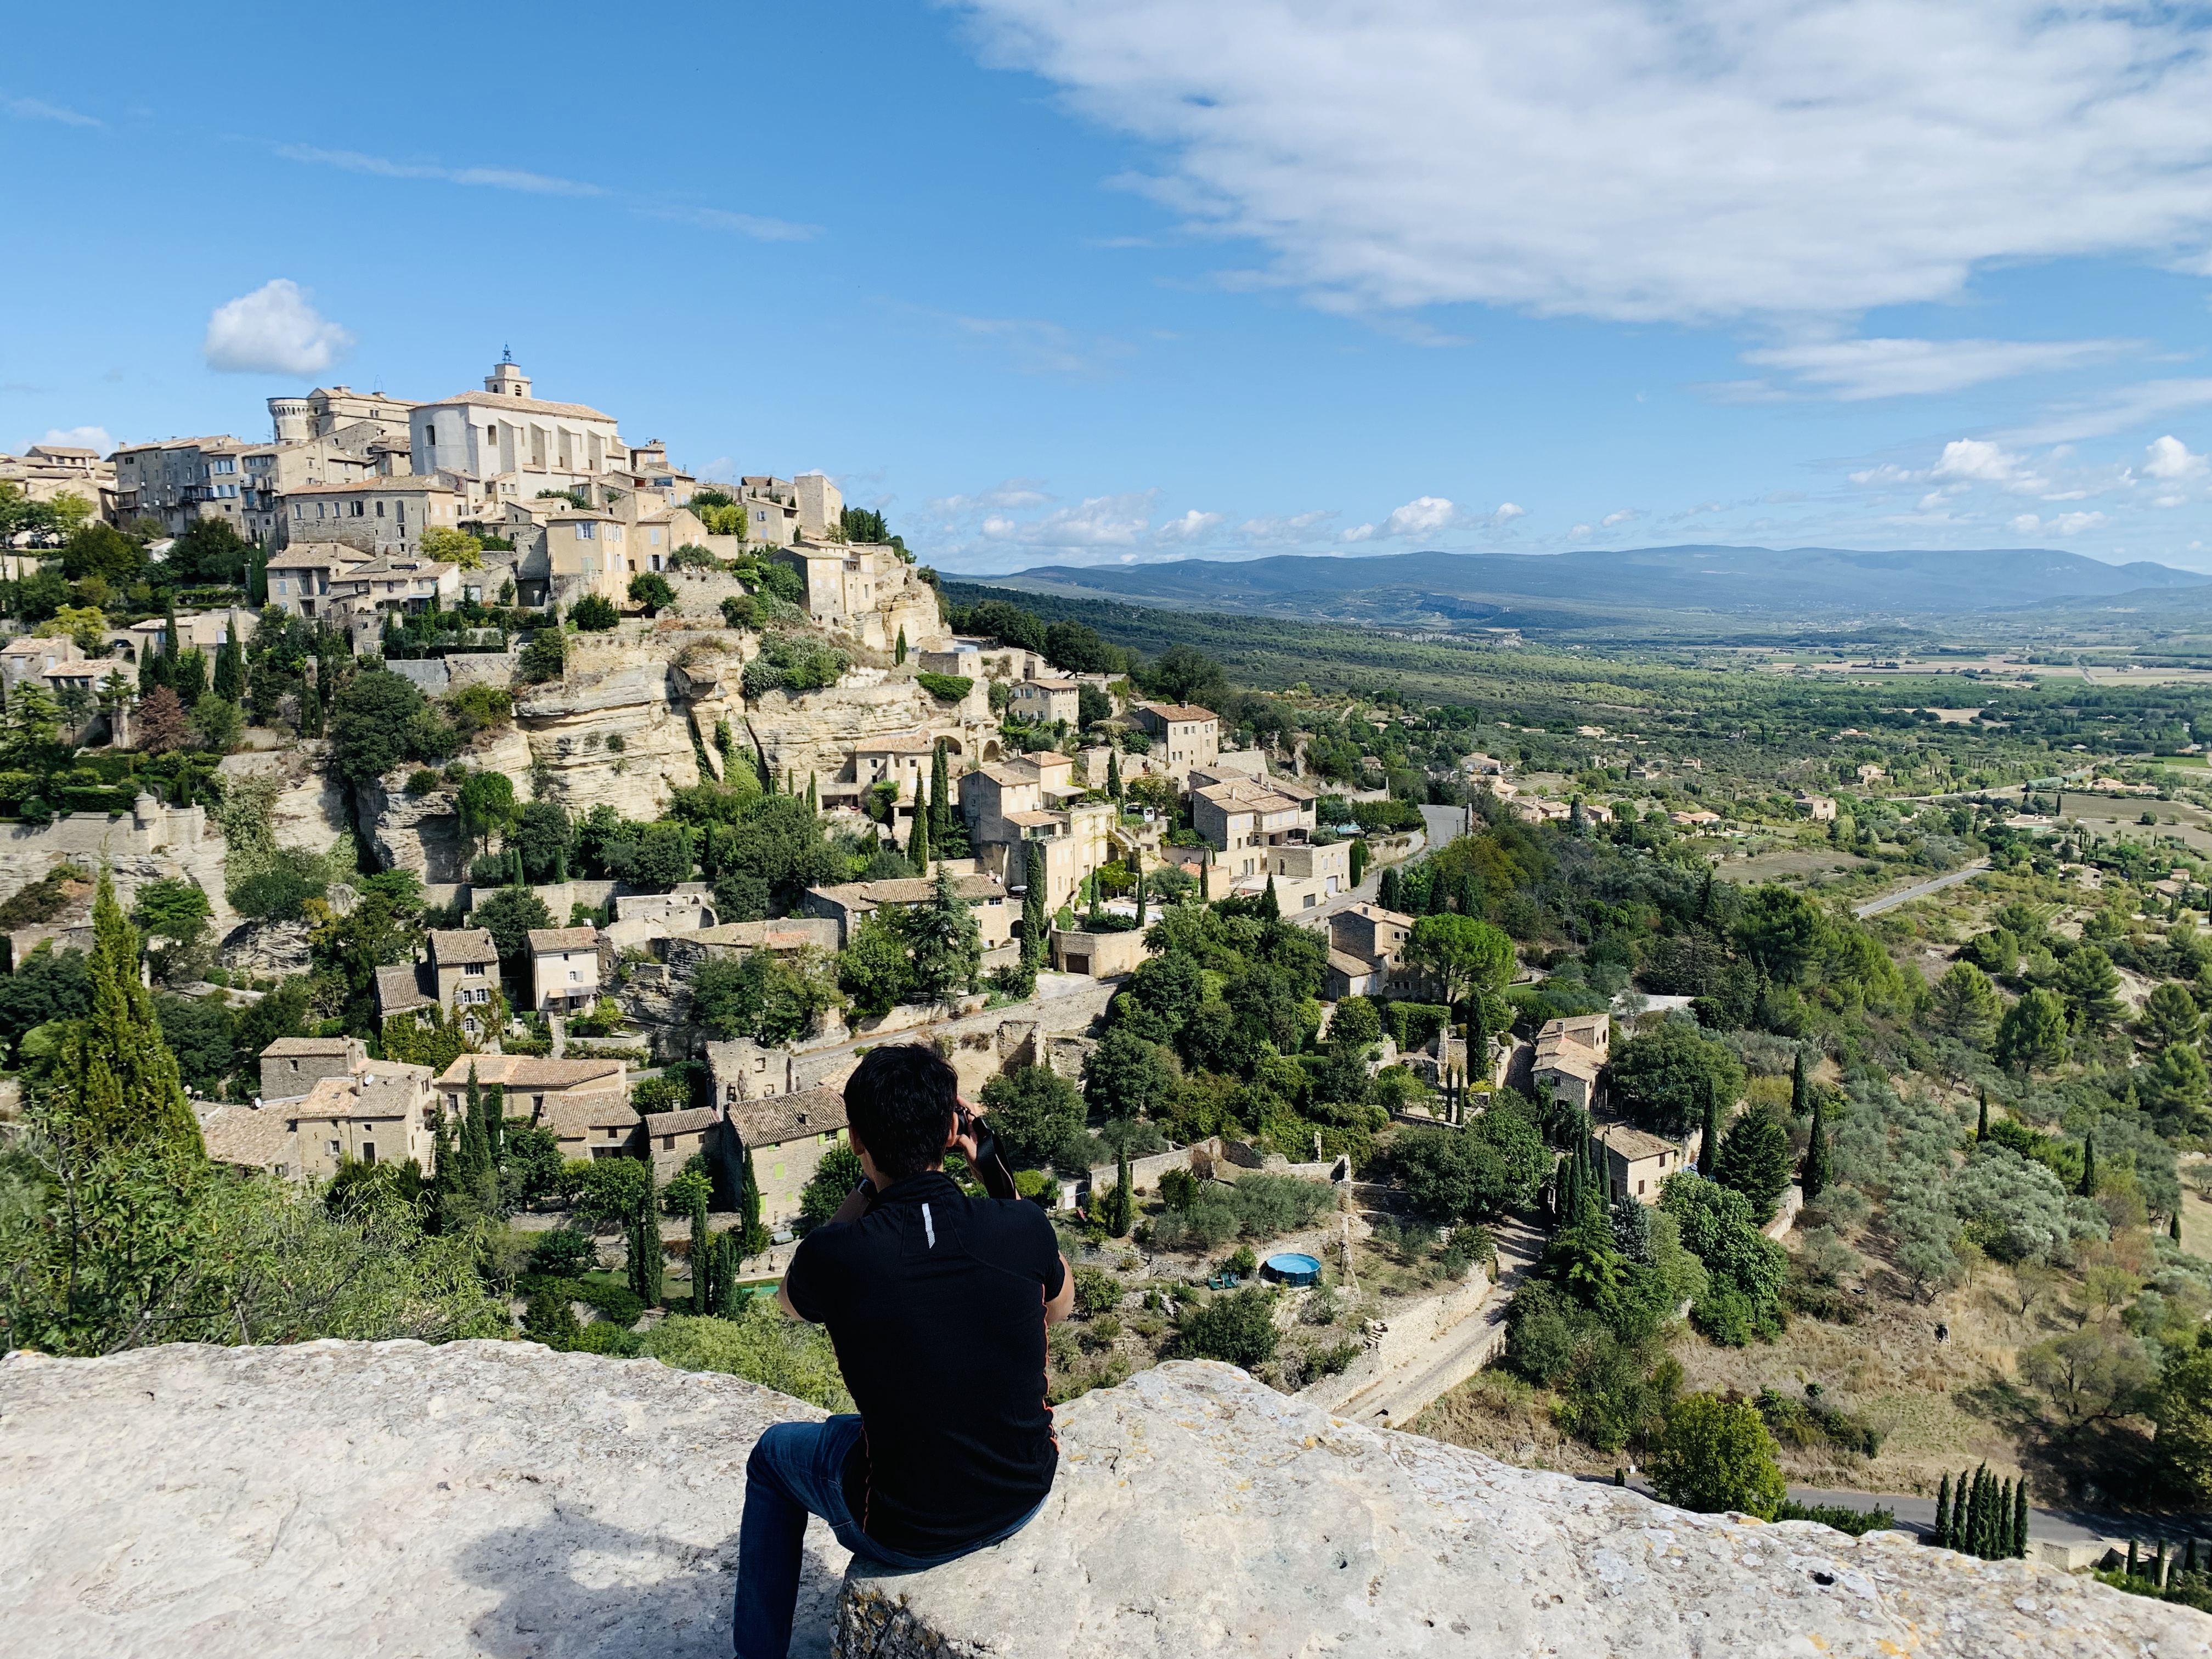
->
[[1852, 859, 1989, 918], [1420, 802, 1474, 849], [1578, 1475, 2141, 1553]]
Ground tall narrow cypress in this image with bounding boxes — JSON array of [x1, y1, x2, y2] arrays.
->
[[65, 870, 200, 1153], [1106, 749, 1122, 800], [2080, 1132, 2098, 1198], [1022, 839, 1048, 967], [742, 1147, 769, 1256], [2014, 1482, 2029, 1559], [1134, 863, 1147, 929], [1698, 1079, 1720, 1179], [629, 1180, 664, 1308], [907, 791, 930, 868], [689, 1189, 712, 1314], [929, 740, 949, 839], [1261, 873, 1279, 921], [1933, 1474, 1953, 1549], [1976, 1086, 1989, 1142], [1801, 1084, 1831, 1201]]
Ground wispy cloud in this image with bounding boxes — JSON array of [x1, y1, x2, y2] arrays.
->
[[278, 145, 820, 239], [901, 307, 1134, 377], [1991, 379, 2212, 445], [4, 95, 98, 127], [1716, 336, 2137, 402]]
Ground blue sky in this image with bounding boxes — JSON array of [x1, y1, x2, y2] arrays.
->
[[14, 2, 2212, 574]]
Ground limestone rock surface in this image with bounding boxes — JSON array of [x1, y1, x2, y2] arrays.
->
[[841, 1362, 2212, 1659], [3, 1344, 2202, 1659], [0, 1339, 851, 1658]]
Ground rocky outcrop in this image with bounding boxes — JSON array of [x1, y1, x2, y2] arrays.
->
[[516, 652, 701, 820], [218, 917, 312, 978], [5, 1343, 2199, 1659]]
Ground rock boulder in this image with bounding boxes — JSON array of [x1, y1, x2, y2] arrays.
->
[[1, 1344, 2202, 1659]]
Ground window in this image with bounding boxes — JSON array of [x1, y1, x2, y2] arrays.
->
[[577, 522, 594, 540], [568, 968, 580, 981], [362, 1142, 377, 1164]]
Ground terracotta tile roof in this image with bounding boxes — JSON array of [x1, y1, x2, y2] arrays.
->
[[1328, 949, 1376, 979], [434, 1056, 625, 1090], [731, 1086, 848, 1147], [1137, 701, 1218, 724], [647, 1106, 719, 1136], [428, 388, 616, 422], [429, 928, 499, 967], [198, 1103, 294, 1169], [258, 1037, 355, 1057], [527, 927, 601, 952], [375, 963, 432, 1012]]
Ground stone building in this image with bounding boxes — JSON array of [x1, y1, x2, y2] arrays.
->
[[527, 925, 602, 1013], [408, 356, 624, 501], [1131, 701, 1220, 780], [257, 1036, 367, 1103], [431, 1055, 631, 1159], [1532, 1013, 1610, 1111], [1323, 903, 1420, 1000], [279, 477, 460, 558], [327, 554, 461, 620], [1192, 772, 1319, 874], [109, 436, 251, 537], [1591, 1121, 1685, 1204], [1008, 678, 1080, 725], [201, 1038, 437, 1180], [264, 543, 369, 619], [802, 872, 1014, 951]]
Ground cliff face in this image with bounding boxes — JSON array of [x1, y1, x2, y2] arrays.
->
[[2, 1342, 2203, 1659]]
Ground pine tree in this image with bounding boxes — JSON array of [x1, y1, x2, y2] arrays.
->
[[63, 870, 201, 1153], [1698, 1080, 1720, 1179], [1022, 839, 1049, 967], [1106, 749, 1122, 800], [907, 791, 930, 867], [2080, 1131, 2098, 1198], [1260, 874, 1279, 921], [1976, 1086, 1989, 1142], [1934, 1473, 1953, 1549]]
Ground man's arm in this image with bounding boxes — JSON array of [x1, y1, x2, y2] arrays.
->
[[1043, 1252, 1075, 1326], [775, 1182, 873, 1320]]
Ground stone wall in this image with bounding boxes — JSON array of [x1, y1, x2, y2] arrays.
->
[[1297, 1262, 1497, 1416], [6, 1341, 2198, 1659]]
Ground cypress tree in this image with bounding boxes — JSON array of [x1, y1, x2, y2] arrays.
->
[[1933, 1474, 1953, 1549], [1962, 1468, 1981, 1557], [2128, 1539, 2139, 1579], [1350, 838, 1369, 889], [1199, 862, 1210, 901], [806, 773, 818, 814], [478, 1078, 504, 1176], [2175, 1210, 2185, 1244], [1469, 1001, 1491, 1089], [895, 625, 907, 665], [1134, 864, 1147, 929], [2014, 1482, 2029, 1558], [907, 791, 930, 868], [1022, 839, 1049, 967], [1698, 1079, 1720, 1179], [2079, 1131, 2098, 1198], [1379, 865, 1402, 912], [628, 1179, 664, 1307], [742, 1146, 770, 1256], [212, 630, 245, 702], [1105, 749, 1122, 800], [689, 1189, 712, 1313], [298, 682, 323, 738], [1260, 874, 1279, 921], [1976, 1086, 1989, 1142], [1801, 1084, 1831, 1202], [65, 870, 201, 1153], [929, 740, 949, 839], [2188, 1537, 2200, 1577]]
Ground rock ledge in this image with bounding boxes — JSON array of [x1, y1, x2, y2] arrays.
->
[[1, 1344, 2204, 1659]]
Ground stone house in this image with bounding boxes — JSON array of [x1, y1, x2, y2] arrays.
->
[[1324, 904, 1421, 1000], [265, 543, 369, 619], [1592, 1122, 1685, 1204], [327, 553, 461, 620], [733, 1088, 851, 1230], [1532, 1013, 1610, 1111], [1192, 774, 1320, 876], [961, 753, 1111, 913], [205, 1039, 437, 1180], [1008, 678, 1080, 725], [432, 1055, 631, 1160], [426, 928, 500, 1039], [852, 732, 938, 807], [527, 926, 602, 1014], [1051, 924, 1151, 978], [279, 477, 460, 558], [110, 436, 252, 537], [1795, 793, 1838, 821], [803, 872, 1014, 951], [258, 1036, 368, 1103], [1131, 702, 1220, 781]]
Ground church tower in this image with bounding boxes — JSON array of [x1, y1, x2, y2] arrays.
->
[[484, 348, 532, 399]]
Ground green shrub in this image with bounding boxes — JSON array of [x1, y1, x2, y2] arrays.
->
[[1072, 1265, 1123, 1316], [1180, 1286, 1279, 1369], [570, 594, 620, 630], [1771, 1499, 1895, 1535], [643, 1305, 851, 1410], [916, 672, 973, 703], [404, 768, 443, 795]]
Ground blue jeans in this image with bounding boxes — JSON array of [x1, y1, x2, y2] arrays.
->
[[732, 1416, 1044, 1659]]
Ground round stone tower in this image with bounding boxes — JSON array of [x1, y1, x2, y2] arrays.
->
[[268, 396, 312, 444]]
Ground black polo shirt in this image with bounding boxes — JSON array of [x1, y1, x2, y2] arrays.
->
[[782, 1170, 1065, 1556]]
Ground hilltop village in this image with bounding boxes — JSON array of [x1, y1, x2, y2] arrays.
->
[[18, 357, 2212, 1583]]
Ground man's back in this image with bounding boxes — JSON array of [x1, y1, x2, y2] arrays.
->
[[783, 1170, 1063, 1556]]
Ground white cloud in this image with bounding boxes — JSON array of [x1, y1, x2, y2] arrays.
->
[[1931, 439, 2038, 489], [1489, 503, 1527, 525], [634, 205, 822, 241], [960, 0, 2212, 323], [927, 479, 1054, 515], [1600, 507, 1640, 527], [36, 425, 114, 456], [1156, 509, 1227, 542], [4, 96, 98, 127], [1729, 336, 2134, 401], [979, 490, 1161, 549], [202, 280, 354, 376], [2145, 435, 2208, 481], [1993, 379, 2212, 445], [2009, 510, 2109, 536], [1233, 508, 1338, 544]]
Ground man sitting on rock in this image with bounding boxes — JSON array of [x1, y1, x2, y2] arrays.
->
[[730, 1042, 1074, 1659]]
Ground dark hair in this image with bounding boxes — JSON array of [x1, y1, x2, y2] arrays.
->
[[843, 1045, 958, 1183]]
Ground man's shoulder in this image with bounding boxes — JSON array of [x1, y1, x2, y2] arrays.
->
[[959, 1194, 1058, 1251]]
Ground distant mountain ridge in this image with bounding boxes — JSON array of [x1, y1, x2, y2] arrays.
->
[[969, 545, 2208, 624]]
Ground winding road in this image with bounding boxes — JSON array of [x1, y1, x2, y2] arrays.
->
[[1851, 859, 1989, 918]]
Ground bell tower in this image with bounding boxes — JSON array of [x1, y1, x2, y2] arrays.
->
[[484, 346, 532, 399]]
